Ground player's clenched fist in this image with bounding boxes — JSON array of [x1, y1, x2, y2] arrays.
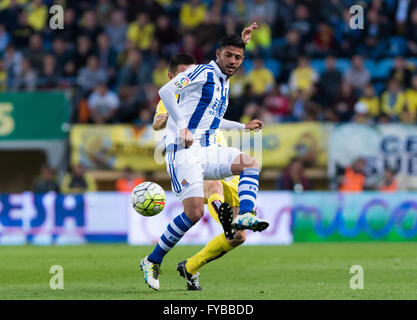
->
[[245, 119, 264, 131], [180, 128, 194, 148]]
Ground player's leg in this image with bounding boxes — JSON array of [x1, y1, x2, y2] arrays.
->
[[204, 180, 224, 224], [186, 206, 246, 274], [204, 179, 236, 240], [178, 180, 226, 290], [148, 196, 204, 263], [230, 153, 269, 231], [179, 178, 245, 290], [141, 196, 204, 290], [178, 207, 246, 290], [204, 145, 268, 232], [218, 176, 240, 240], [141, 146, 204, 290], [229, 207, 247, 247]]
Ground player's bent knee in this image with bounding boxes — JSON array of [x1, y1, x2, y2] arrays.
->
[[249, 158, 260, 170], [231, 154, 259, 175], [183, 197, 205, 223], [185, 206, 204, 223], [242, 154, 259, 169]]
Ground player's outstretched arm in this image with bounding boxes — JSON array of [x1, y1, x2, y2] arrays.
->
[[152, 113, 169, 130], [220, 118, 245, 130], [244, 119, 264, 131], [220, 118, 263, 131], [241, 22, 258, 45]]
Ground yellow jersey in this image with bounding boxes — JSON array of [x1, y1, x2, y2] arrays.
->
[[359, 96, 380, 117], [154, 99, 228, 146], [406, 89, 417, 116]]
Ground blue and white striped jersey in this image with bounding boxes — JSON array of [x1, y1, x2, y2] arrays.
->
[[162, 60, 230, 148]]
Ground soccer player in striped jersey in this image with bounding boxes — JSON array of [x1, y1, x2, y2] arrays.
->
[[141, 25, 269, 291], [152, 52, 246, 290]]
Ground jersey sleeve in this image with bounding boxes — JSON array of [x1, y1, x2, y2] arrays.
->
[[220, 118, 245, 130], [166, 64, 211, 94], [158, 65, 212, 129]]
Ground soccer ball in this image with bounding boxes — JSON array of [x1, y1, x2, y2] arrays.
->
[[131, 182, 166, 216]]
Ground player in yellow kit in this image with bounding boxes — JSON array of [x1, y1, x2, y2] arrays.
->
[[152, 23, 258, 290]]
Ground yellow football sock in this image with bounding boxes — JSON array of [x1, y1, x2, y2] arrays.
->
[[185, 233, 234, 274], [207, 193, 224, 224]]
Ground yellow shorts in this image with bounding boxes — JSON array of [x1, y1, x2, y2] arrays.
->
[[221, 176, 240, 208], [204, 176, 239, 224]]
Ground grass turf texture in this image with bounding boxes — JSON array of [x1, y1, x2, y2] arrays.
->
[[1, 243, 417, 299]]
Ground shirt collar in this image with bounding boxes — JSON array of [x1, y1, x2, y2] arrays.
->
[[209, 60, 227, 81]]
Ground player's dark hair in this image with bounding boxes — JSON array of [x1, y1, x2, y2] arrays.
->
[[168, 53, 196, 73], [218, 34, 245, 50]]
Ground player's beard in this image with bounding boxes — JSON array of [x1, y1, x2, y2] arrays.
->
[[218, 61, 238, 78], [225, 65, 237, 77]]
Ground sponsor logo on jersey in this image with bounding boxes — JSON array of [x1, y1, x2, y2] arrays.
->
[[174, 77, 190, 89], [209, 98, 227, 118]]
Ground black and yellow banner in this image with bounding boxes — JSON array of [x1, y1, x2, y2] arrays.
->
[[70, 124, 165, 171], [70, 123, 330, 171]]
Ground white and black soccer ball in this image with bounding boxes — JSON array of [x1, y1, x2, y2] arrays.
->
[[131, 182, 166, 216]]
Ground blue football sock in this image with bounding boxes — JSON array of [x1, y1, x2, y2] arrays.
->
[[238, 168, 259, 215], [148, 212, 194, 264]]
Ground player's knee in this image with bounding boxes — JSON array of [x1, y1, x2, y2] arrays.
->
[[183, 197, 205, 223], [249, 158, 260, 170], [186, 205, 205, 223], [230, 231, 246, 246], [232, 154, 259, 174], [243, 154, 259, 169]]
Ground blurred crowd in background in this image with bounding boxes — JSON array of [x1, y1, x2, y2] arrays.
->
[[1, 0, 417, 193], [1, 0, 417, 126]]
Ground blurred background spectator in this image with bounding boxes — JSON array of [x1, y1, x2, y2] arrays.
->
[[338, 158, 367, 192], [246, 58, 274, 95], [115, 167, 145, 193], [288, 56, 318, 97], [179, 0, 207, 31], [127, 12, 155, 52], [105, 10, 128, 54], [379, 167, 399, 192], [32, 164, 60, 193], [0, 24, 10, 52], [77, 55, 108, 93], [277, 157, 311, 192], [333, 81, 357, 122], [13, 58, 36, 91], [61, 164, 97, 194], [87, 82, 120, 124], [380, 78, 406, 121], [344, 55, 370, 96], [320, 55, 342, 107]]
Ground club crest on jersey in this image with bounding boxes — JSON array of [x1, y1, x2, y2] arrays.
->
[[182, 179, 189, 188], [174, 77, 190, 89]]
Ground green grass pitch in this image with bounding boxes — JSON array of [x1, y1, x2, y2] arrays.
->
[[1, 243, 417, 300]]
